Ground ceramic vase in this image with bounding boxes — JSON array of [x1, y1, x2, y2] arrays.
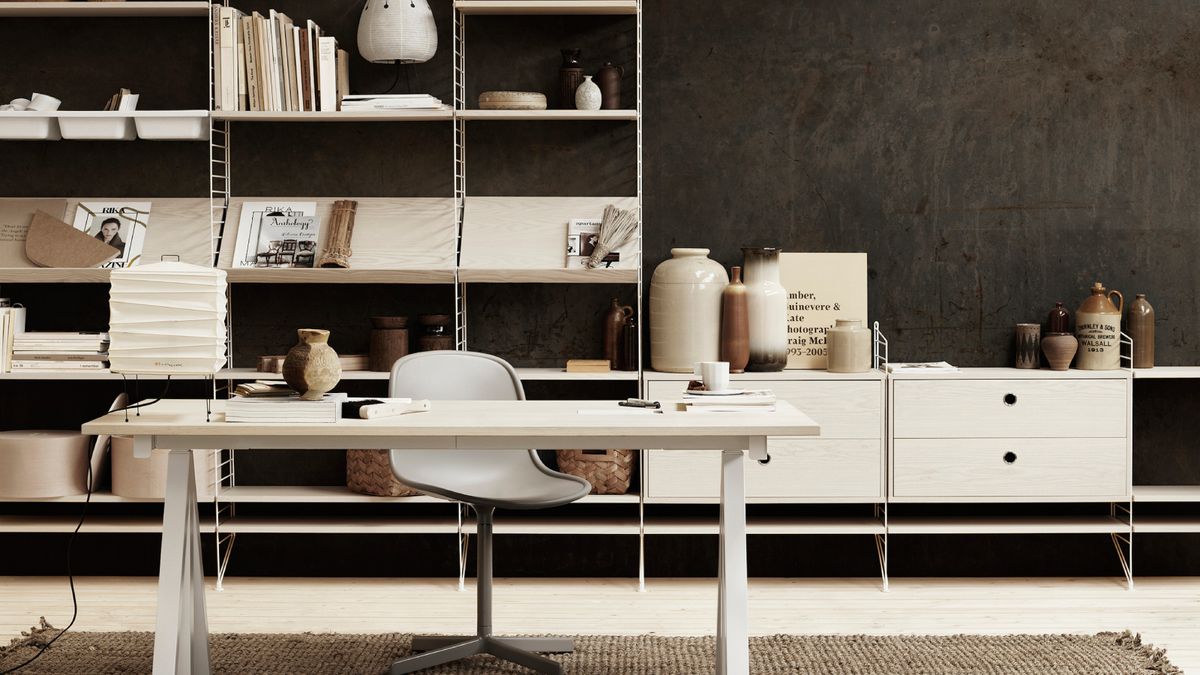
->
[[283, 329, 342, 400], [1047, 301, 1071, 334], [559, 49, 584, 109], [649, 248, 728, 373], [603, 298, 633, 369], [1075, 282, 1123, 370], [720, 266, 750, 373], [1014, 323, 1041, 369], [596, 62, 623, 109], [575, 76, 602, 111], [827, 319, 872, 373], [618, 315, 638, 371], [742, 247, 788, 372], [1042, 333, 1078, 371], [1128, 293, 1155, 369]]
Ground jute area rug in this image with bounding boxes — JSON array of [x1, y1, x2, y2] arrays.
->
[[0, 620, 1180, 674]]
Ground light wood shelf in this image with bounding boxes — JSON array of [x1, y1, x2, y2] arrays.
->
[[1133, 518, 1200, 534], [1134, 485, 1200, 502], [515, 368, 638, 381], [212, 110, 453, 122], [0, 515, 214, 534], [217, 486, 440, 503], [0, 370, 181, 381], [219, 516, 460, 534], [887, 367, 1132, 380], [644, 517, 885, 536], [0, 267, 113, 283], [219, 369, 388, 381], [646, 370, 886, 382], [455, 0, 638, 15], [457, 268, 637, 283], [0, 492, 161, 503], [0, 1, 210, 17], [1132, 366, 1200, 379], [224, 268, 456, 284], [457, 110, 637, 121], [888, 516, 1128, 535]]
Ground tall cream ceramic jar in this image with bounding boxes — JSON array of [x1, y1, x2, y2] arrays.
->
[[649, 248, 729, 372]]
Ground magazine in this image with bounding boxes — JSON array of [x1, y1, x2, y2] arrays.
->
[[72, 201, 150, 268], [566, 218, 630, 269], [231, 201, 320, 268]]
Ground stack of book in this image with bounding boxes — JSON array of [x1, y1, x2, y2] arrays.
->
[[212, 6, 349, 113], [682, 390, 777, 413], [226, 392, 347, 424], [340, 94, 448, 111], [11, 332, 109, 371]]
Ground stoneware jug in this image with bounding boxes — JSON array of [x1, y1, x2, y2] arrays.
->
[[1047, 301, 1071, 334], [649, 248, 728, 372], [1075, 282, 1123, 370], [596, 62, 624, 109], [603, 298, 634, 369], [283, 328, 342, 400], [1127, 293, 1155, 369], [720, 266, 750, 373], [826, 319, 872, 373], [742, 247, 788, 372], [575, 75, 602, 111]]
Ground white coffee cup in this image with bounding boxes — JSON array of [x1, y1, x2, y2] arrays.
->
[[698, 361, 731, 392], [27, 93, 61, 112], [9, 98, 30, 111]]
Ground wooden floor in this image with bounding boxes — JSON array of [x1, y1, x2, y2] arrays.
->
[[3, 576, 1198, 671]]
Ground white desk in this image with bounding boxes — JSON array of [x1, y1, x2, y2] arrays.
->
[[82, 399, 819, 675]]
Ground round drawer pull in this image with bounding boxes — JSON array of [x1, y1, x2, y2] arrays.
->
[[1003, 393, 1018, 406], [1003, 451, 1018, 464], [757, 454, 772, 466]]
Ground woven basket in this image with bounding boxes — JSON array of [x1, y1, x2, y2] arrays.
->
[[346, 449, 421, 497], [555, 449, 634, 495]]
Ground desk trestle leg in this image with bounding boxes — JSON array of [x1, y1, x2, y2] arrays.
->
[[717, 446, 751, 675]]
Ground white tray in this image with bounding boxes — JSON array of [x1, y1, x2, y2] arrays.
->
[[132, 110, 208, 141], [57, 111, 136, 140], [0, 111, 61, 140]]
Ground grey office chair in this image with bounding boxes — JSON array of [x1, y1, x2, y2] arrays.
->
[[387, 351, 592, 675]]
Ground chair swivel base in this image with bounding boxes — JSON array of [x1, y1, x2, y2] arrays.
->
[[391, 635, 572, 674]]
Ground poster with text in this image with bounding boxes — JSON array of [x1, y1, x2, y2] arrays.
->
[[72, 201, 151, 268], [780, 252, 868, 369]]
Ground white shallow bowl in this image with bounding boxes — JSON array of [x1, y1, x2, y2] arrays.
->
[[57, 112, 136, 140], [0, 111, 61, 140], [131, 110, 208, 141]]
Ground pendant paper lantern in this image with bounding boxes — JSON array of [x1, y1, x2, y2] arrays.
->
[[108, 262, 228, 375], [357, 0, 438, 64]]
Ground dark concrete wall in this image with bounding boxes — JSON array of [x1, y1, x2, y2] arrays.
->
[[3, 1, 1200, 578]]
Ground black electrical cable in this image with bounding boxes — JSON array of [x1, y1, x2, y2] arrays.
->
[[0, 464, 92, 675]]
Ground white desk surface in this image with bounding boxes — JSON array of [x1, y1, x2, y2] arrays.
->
[[82, 399, 819, 439]]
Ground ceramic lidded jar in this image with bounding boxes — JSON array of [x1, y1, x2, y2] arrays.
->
[[559, 49, 584, 110], [649, 248, 728, 373], [826, 319, 872, 373], [283, 329, 342, 400], [1075, 282, 1124, 370], [1127, 293, 1155, 369], [742, 247, 788, 372]]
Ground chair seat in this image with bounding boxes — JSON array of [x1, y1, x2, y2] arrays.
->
[[404, 463, 591, 511]]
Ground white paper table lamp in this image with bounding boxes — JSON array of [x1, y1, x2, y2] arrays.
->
[[357, 0, 438, 64], [108, 262, 228, 376]]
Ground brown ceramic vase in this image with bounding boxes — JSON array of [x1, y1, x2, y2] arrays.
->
[[720, 266, 750, 373], [283, 329, 342, 400], [603, 298, 633, 369], [1041, 333, 1078, 371], [1127, 293, 1155, 368]]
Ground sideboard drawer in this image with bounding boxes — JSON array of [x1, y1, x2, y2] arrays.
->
[[891, 438, 1128, 500], [645, 439, 883, 502], [647, 379, 881, 439], [892, 379, 1127, 438]]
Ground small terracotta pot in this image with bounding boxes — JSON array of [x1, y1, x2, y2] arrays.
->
[[1041, 332, 1078, 371], [283, 328, 342, 400]]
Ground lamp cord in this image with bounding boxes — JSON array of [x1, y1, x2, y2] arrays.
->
[[0, 465, 92, 675]]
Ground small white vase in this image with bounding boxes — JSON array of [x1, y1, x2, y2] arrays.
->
[[743, 247, 788, 372], [575, 76, 602, 111]]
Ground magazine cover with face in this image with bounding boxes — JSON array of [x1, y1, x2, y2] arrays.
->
[[72, 202, 150, 268]]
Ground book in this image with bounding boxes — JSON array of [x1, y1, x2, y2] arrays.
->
[[318, 36, 338, 112], [306, 20, 321, 111], [218, 6, 240, 111], [226, 392, 347, 423], [211, 4, 222, 110], [11, 360, 107, 370], [565, 218, 626, 269], [336, 48, 349, 108], [267, 10, 282, 111], [291, 26, 304, 112], [298, 28, 312, 111], [72, 202, 150, 268], [275, 11, 295, 112], [341, 95, 444, 110], [886, 361, 959, 373], [8, 352, 109, 362], [565, 359, 610, 373], [254, 12, 271, 110], [233, 381, 295, 398], [236, 20, 247, 110], [0, 309, 11, 373], [231, 201, 320, 269], [683, 390, 777, 406]]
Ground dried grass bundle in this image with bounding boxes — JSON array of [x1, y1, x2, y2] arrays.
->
[[586, 204, 640, 269]]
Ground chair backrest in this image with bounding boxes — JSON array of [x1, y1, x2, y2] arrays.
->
[[387, 351, 550, 494]]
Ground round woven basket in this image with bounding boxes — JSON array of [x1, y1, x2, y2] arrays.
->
[[555, 449, 634, 495], [346, 449, 421, 497]]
